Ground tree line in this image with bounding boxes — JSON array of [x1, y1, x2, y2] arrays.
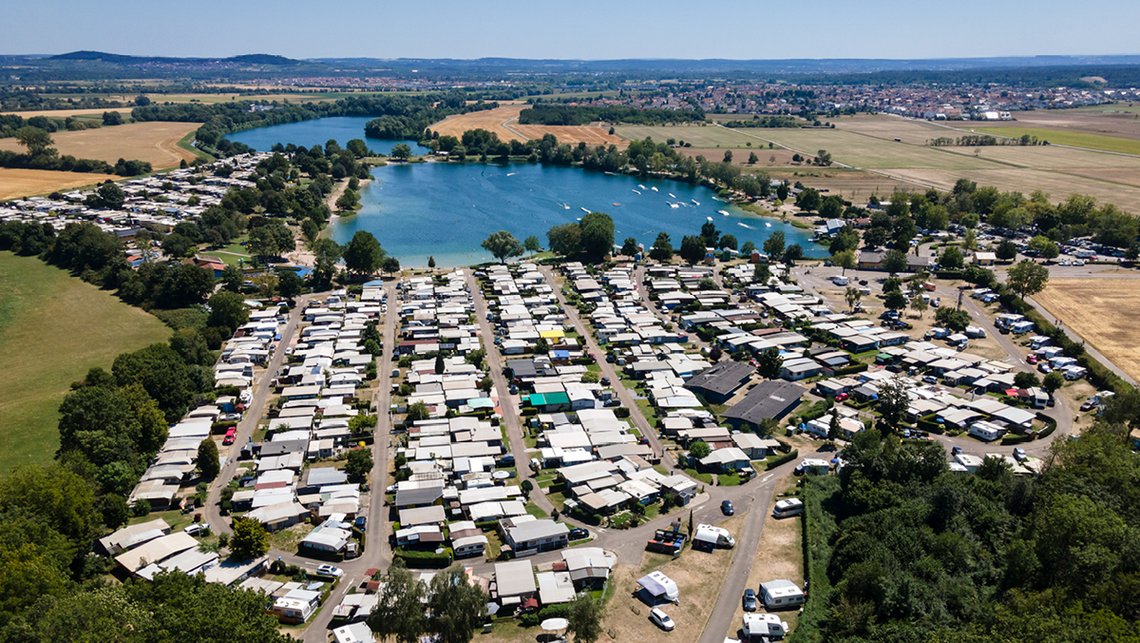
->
[[517, 104, 703, 126]]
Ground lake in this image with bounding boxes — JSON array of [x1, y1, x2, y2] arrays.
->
[[332, 162, 823, 267], [225, 116, 429, 156]]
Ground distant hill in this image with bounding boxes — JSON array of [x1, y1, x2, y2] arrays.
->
[[50, 51, 300, 66]]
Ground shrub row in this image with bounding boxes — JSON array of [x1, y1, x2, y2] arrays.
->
[[766, 449, 799, 470]]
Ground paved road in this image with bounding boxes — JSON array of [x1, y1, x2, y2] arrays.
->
[[540, 265, 674, 467], [204, 294, 316, 533], [697, 473, 780, 643], [465, 269, 556, 517]]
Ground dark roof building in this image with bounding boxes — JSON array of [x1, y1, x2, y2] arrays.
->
[[684, 361, 755, 404], [723, 381, 805, 431]]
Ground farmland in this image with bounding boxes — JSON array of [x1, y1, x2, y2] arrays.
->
[[0, 252, 170, 473], [973, 126, 1140, 155], [1034, 278, 1140, 382], [430, 104, 624, 147], [0, 120, 202, 168], [0, 168, 116, 200]]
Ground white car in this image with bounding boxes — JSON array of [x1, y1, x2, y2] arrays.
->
[[315, 564, 343, 579], [650, 607, 676, 631]]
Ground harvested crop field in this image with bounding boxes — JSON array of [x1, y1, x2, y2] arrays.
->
[[0, 168, 116, 200], [0, 121, 201, 169], [1, 107, 121, 119], [430, 104, 624, 146], [0, 252, 170, 473], [973, 127, 1140, 155], [1035, 278, 1140, 381]]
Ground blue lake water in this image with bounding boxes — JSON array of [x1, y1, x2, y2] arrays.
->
[[332, 162, 823, 267], [225, 116, 429, 156], [226, 117, 823, 267]]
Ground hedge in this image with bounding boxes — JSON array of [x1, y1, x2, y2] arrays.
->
[[1036, 413, 1058, 440], [1000, 433, 1034, 445], [766, 449, 799, 470], [519, 603, 572, 627], [394, 547, 454, 568], [831, 362, 869, 377]]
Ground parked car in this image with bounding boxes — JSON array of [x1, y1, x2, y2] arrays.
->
[[1080, 398, 1098, 412], [922, 375, 938, 385], [184, 523, 210, 537], [600, 376, 611, 386], [649, 608, 676, 632], [742, 588, 759, 611], [951, 445, 963, 456], [569, 527, 589, 540], [354, 516, 367, 529], [223, 427, 237, 445], [721, 500, 735, 516], [1013, 447, 1027, 462], [1026, 354, 1038, 364], [315, 564, 343, 579], [834, 393, 849, 402]]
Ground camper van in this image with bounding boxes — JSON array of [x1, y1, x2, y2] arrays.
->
[[693, 524, 737, 550], [772, 498, 804, 518], [760, 579, 805, 610], [830, 275, 849, 286], [968, 421, 1004, 442]]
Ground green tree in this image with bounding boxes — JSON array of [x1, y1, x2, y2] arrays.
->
[[343, 230, 385, 276], [689, 440, 711, 460], [247, 221, 293, 260], [718, 234, 738, 251], [939, 246, 965, 270], [277, 269, 303, 298], [935, 306, 972, 331], [1007, 259, 1049, 300], [390, 143, 413, 160], [1014, 371, 1041, 389], [524, 235, 542, 253], [406, 401, 430, 423], [782, 244, 803, 266], [207, 290, 249, 333], [909, 295, 928, 318], [481, 230, 524, 263], [747, 151, 759, 165], [0, 464, 100, 551], [567, 593, 604, 643], [884, 289, 908, 312], [579, 212, 615, 262], [345, 448, 374, 484], [368, 562, 427, 643], [757, 347, 783, 379], [876, 376, 910, 430], [382, 256, 401, 276], [112, 344, 193, 422], [995, 239, 1019, 261], [762, 231, 785, 259], [679, 235, 706, 264], [221, 265, 243, 292], [197, 439, 219, 481], [15, 126, 52, 156], [547, 223, 582, 256], [229, 517, 269, 560], [649, 232, 673, 261], [753, 262, 771, 284], [1028, 235, 1060, 260], [160, 234, 195, 258], [834, 249, 856, 275], [845, 286, 861, 311], [426, 565, 489, 643], [620, 237, 639, 256], [1042, 371, 1065, 393], [796, 188, 822, 212], [882, 249, 908, 274]]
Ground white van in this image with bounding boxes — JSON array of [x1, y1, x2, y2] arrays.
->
[[772, 498, 804, 518], [831, 275, 849, 286]]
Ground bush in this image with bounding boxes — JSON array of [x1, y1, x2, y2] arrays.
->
[[613, 407, 631, 419], [1001, 433, 1034, 445], [393, 547, 454, 568]]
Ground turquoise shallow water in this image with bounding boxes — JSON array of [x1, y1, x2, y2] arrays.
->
[[227, 117, 823, 267]]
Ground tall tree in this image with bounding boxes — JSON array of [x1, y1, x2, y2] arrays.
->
[[649, 232, 673, 261], [197, 439, 219, 481], [1007, 260, 1049, 300], [229, 517, 269, 560], [762, 231, 785, 259], [427, 565, 489, 643], [578, 212, 615, 263], [567, 594, 604, 643], [368, 563, 427, 643], [207, 290, 249, 333], [343, 231, 385, 276], [481, 230, 524, 263]]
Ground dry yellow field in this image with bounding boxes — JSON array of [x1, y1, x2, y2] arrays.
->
[[430, 104, 624, 147], [0, 168, 116, 200], [0, 121, 200, 169], [1, 107, 121, 119], [1035, 278, 1140, 381]]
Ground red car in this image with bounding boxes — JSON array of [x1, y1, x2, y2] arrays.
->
[[223, 427, 237, 445], [1026, 354, 1038, 364], [834, 393, 849, 402]]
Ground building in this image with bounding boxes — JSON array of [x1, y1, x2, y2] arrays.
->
[[723, 381, 805, 432], [504, 518, 570, 556], [684, 361, 754, 404]]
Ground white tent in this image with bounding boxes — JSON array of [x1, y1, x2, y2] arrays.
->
[[637, 571, 679, 602]]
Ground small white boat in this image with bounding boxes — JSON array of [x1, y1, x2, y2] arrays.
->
[[638, 184, 647, 190], [712, 195, 726, 202], [717, 209, 731, 217], [650, 186, 659, 192], [737, 222, 755, 230], [706, 216, 714, 222], [668, 192, 677, 198], [691, 199, 700, 205], [506, 172, 517, 177], [669, 203, 680, 209], [576, 217, 582, 221], [561, 203, 571, 210], [632, 189, 641, 195], [580, 207, 591, 213], [765, 222, 772, 228]]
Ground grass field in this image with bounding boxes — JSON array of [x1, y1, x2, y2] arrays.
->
[[0, 121, 201, 169], [0, 107, 120, 119], [1034, 278, 1140, 381], [0, 168, 117, 200], [973, 126, 1140, 155], [0, 253, 170, 473], [431, 104, 624, 146]]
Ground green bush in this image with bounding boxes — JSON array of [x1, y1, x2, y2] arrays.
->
[[393, 547, 454, 568], [1000, 433, 1034, 445], [613, 407, 631, 419]]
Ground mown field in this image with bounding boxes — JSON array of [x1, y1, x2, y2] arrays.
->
[[431, 104, 625, 146], [0, 168, 116, 200], [974, 126, 1140, 155], [0, 253, 170, 473], [1034, 278, 1140, 382], [0, 121, 201, 169]]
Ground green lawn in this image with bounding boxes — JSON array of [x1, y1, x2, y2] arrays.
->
[[0, 253, 170, 473], [975, 126, 1140, 156]]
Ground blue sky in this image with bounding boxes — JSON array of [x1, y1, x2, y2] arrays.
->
[[5, 0, 1138, 60]]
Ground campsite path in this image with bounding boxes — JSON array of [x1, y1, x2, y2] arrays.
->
[[466, 269, 557, 518], [540, 265, 675, 468]]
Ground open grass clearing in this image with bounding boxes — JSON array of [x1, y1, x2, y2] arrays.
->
[[1034, 278, 1140, 382], [430, 104, 623, 147], [604, 516, 741, 642], [0, 121, 201, 169], [972, 127, 1140, 155], [0, 168, 116, 200], [0, 252, 170, 473]]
